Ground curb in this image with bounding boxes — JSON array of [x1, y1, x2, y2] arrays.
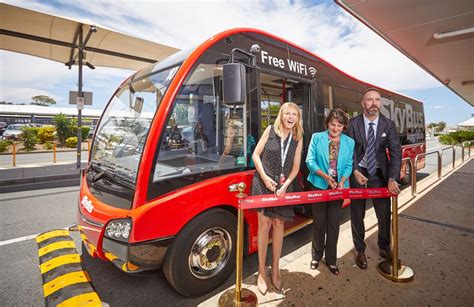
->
[[0, 162, 85, 193], [0, 173, 80, 193]]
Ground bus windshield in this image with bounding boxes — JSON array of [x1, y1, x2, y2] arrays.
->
[[90, 65, 179, 186]]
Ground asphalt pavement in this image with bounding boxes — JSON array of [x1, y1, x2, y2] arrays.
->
[[1, 136, 471, 306]]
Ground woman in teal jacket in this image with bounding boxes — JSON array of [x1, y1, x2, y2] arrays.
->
[[306, 108, 354, 275]]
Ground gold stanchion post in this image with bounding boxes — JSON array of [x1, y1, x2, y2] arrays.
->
[[219, 183, 257, 307], [377, 196, 415, 282], [12, 142, 16, 166]]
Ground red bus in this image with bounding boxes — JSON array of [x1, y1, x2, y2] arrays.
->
[[78, 28, 425, 296]]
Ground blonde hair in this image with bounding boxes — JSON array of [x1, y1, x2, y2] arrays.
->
[[273, 102, 303, 141]]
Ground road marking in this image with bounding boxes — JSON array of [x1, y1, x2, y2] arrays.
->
[[0, 225, 74, 246], [0, 233, 39, 246]]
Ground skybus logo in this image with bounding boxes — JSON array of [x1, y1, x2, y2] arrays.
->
[[81, 195, 94, 213], [260, 50, 316, 78], [381, 98, 424, 133]]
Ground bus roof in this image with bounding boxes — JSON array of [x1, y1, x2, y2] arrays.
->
[[174, 28, 424, 105]]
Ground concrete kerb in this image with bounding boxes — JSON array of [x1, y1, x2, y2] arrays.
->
[[200, 156, 473, 306], [0, 162, 86, 193]]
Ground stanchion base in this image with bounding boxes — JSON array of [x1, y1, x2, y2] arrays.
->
[[377, 261, 414, 282], [218, 288, 258, 307]]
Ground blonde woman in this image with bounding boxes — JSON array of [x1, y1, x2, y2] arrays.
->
[[251, 102, 303, 295]]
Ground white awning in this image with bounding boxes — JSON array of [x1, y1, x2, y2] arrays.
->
[[336, 0, 474, 106], [457, 117, 474, 127], [0, 3, 180, 71]]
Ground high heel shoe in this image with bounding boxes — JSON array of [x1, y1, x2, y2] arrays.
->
[[257, 274, 268, 296], [310, 259, 319, 270], [326, 263, 340, 275], [271, 277, 284, 294]]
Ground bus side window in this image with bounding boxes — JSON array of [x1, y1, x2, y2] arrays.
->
[[153, 59, 248, 183]]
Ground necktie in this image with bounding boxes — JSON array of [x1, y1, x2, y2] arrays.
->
[[367, 122, 376, 176]]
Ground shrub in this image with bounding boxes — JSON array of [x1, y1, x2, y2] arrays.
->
[[65, 136, 78, 148], [37, 126, 56, 143], [44, 141, 54, 150], [54, 113, 70, 146], [81, 126, 90, 140], [439, 131, 474, 145], [21, 127, 38, 151], [0, 140, 8, 152], [30, 127, 40, 136]]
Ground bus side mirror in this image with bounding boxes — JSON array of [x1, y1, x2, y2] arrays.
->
[[223, 63, 246, 105]]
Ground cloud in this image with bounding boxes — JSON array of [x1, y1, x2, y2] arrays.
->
[[430, 105, 445, 109], [1, 0, 443, 108]]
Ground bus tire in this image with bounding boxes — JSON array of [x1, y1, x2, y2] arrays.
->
[[162, 208, 237, 297]]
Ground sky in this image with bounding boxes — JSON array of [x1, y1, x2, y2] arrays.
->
[[1, 0, 472, 126]]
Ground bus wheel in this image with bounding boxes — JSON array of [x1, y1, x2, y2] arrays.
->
[[163, 208, 237, 297], [401, 162, 411, 185]]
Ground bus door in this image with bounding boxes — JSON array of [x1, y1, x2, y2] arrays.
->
[[257, 71, 314, 218]]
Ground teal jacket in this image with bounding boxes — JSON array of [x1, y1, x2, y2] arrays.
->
[[306, 131, 355, 189]]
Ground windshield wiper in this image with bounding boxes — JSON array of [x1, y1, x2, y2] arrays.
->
[[90, 161, 135, 188]]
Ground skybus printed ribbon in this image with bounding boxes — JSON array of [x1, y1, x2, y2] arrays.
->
[[239, 188, 395, 210]]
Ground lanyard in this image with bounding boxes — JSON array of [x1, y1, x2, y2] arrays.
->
[[280, 131, 292, 171]]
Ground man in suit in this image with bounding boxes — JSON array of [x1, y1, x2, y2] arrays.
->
[[347, 88, 402, 269]]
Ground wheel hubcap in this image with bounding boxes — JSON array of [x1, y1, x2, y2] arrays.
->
[[189, 227, 232, 279]]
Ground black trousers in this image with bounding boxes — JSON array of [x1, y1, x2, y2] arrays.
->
[[350, 168, 391, 252], [311, 185, 343, 265]]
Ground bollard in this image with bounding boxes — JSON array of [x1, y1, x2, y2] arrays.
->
[[12, 142, 16, 166], [219, 182, 257, 307], [377, 196, 415, 282], [409, 159, 416, 196], [53, 142, 57, 163], [437, 152, 442, 178], [452, 147, 455, 169]]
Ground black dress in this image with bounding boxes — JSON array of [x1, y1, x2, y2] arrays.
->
[[251, 126, 298, 222]]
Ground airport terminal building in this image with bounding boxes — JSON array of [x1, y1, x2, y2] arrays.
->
[[0, 105, 102, 126]]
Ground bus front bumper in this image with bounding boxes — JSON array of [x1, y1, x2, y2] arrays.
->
[[102, 236, 173, 273]]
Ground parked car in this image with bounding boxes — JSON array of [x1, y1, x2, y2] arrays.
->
[[0, 122, 7, 136], [2, 124, 29, 140], [88, 125, 96, 138]]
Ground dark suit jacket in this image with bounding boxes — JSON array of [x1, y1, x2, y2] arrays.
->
[[347, 114, 402, 181]]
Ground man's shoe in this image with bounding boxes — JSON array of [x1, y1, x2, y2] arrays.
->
[[379, 249, 393, 262], [355, 251, 367, 269], [379, 249, 402, 269]]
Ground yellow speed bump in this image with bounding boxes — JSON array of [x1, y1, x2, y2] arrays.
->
[[38, 241, 77, 257], [36, 229, 70, 244], [43, 271, 91, 297], [57, 292, 102, 307], [35, 229, 103, 306], [40, 254, 82, 274]]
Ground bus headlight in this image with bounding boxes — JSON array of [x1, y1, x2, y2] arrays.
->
[[105, 218, 132, 242]]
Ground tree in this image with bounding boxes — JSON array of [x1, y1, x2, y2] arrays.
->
[[427, 122, 437, 129], [31, 95, 56, 106], [436, 121, 446, 132], [54, 113, 70, 146]]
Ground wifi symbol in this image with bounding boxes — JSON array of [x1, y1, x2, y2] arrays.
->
[[309, 67, 317, 78]]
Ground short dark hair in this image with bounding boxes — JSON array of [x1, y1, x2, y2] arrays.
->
[[325, 108, 349, 130], [362, 87, 381, 99]]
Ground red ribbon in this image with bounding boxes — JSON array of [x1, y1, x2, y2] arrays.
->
[[239, 188, 395, 210]]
